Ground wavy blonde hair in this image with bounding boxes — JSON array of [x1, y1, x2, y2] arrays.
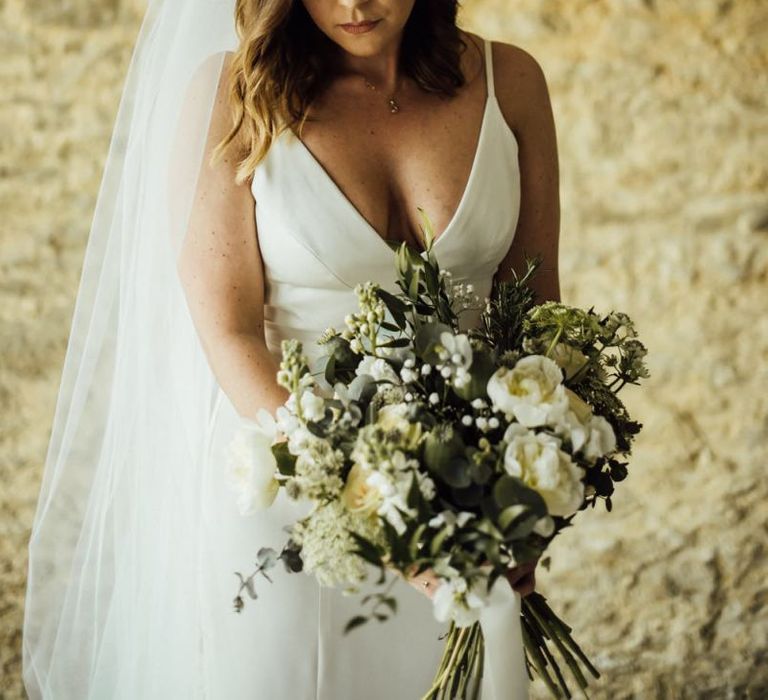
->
[[213, 0, 471, 183]]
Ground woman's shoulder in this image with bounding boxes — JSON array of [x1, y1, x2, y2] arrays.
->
[[468, 32, 553, 133]]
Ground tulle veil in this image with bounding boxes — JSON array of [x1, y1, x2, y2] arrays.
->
[[22, 1, 242, 696]]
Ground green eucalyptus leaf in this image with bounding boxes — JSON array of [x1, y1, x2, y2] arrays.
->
[[416, 206, 436, 250], [492, 475, 547, 516], [323, 353, 337, 385], [376, 288, 410, 330], [430, 526, 452, 557], [378, 337, 411, 348], [343, 615, 369, 635], [347, 530, 383, 567], [438, 456, 473, 489], [475, 517, 505, 541], [505, 512, 540, 540], [424, 258, 440, 298], [407, 267, 422, 300], [280, 543, 303, 573], [470, 460, 493, 485], [256, 547, 278, 569], [498, 505, 528, 531], [381, 596, 398, 614], [409, 523, 428, 558], [423, 424, 465, 473], [452, 482, 484, 507], [235, 572, 258, 600], [272, 441, 296, 476]]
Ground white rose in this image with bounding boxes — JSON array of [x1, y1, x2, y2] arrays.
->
[[226, 408, 280, 515], [550, 343, 589, 380], [355, 355, 401, 384], [432, 576, 488, 628], [487, 355, 569, 427], [341, 463, 383, 517], [502, 424, 585, 517]]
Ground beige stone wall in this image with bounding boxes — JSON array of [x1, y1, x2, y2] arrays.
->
[[1, 0, 766, 697]]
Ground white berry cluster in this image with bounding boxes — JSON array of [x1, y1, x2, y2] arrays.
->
[[441, 268, 482, 313], [341, 282, 387, 354], [459, 396, 501, 433], [434, 331, 473, 389]]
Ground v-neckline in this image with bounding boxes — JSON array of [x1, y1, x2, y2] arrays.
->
[[286, 93, 494, 256]]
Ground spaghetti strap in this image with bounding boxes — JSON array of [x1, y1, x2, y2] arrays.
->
[[484, 37, 495, 98]]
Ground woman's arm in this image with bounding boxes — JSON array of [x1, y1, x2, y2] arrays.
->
[[176, 55, 288, 421], [493, 43, 561, 304], [490, 43, 561, 596]]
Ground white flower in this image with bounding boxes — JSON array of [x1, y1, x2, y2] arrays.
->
[[226, 408, 280, 515], [276, 403, 316, 454], [341, 463, 383, 517], [428, 509, 475, 536], [377, 403, 410, 432], [440, 332, 472, 368], [487, 355, 569, 427], [550, 343, 589, 381], [551, 388, 592, 453], [300, 390, 326, 422], [436, 332, 473, 386], [414, 470, 436, 501], [432, 576, 489, 628], [553, 389, 616, 461], [376, 403, 422, 449], [275, 404, 299, 435], [355, 355, 400, 384], [502, 424, 585, 517], [584, 414, 617, 460], [291, 500, 381, 587]]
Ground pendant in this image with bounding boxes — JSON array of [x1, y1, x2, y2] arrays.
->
[[389, 97, 400, 114]]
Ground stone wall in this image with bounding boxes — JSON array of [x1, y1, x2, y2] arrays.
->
[[1, 0, 766, 697]]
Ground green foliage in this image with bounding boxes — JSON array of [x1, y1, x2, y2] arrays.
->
[[470, 254, 541, 353]]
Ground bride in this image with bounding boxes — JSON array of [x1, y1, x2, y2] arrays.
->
[[22, 0, 559, 698]]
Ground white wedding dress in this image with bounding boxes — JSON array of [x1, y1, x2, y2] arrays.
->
[[198, 37, 523, 698]]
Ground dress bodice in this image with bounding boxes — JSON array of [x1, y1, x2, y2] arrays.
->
[[250, 37, 520, 368]]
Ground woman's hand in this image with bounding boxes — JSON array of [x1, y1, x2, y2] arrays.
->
[[399, 563, 442, 600], [505, 557, 539, 598], [400, 556, 539, 600]]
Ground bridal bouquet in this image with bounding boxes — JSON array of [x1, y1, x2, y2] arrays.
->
[[227, 212, 649, 699]]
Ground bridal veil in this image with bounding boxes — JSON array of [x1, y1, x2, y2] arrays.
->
[[22, 1, 242, 696]]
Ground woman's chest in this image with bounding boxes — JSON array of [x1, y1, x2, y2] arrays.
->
[[251, 96, 522, 292], [288, 86, 490, 248]]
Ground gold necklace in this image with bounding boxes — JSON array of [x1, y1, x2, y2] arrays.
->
[[363, 77, 401, 114]]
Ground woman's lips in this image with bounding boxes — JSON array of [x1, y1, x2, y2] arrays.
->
[[340, 19, 381, 35]]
